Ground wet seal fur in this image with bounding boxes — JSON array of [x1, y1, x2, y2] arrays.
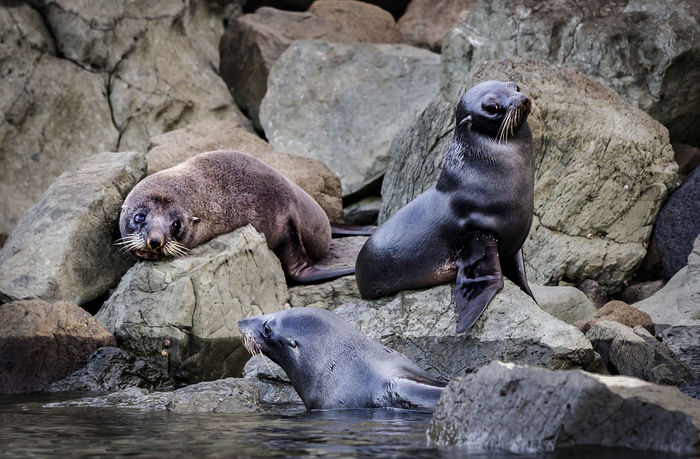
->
[[118, 150, 355, 283], [238, 307, 445, 411], [355, 81, 537, 332]]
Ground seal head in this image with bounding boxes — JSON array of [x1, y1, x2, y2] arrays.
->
[[239, 307, 444, 411]]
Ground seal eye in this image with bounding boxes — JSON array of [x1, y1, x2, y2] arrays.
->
[[263, 321, 272, 336], [483, 103, 499, 115], [172, 220, 181, 232], [134, 213, 146, 224], [289, 339, 297, 348]]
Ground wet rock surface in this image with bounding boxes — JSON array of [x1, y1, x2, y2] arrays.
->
[[334, 281, 597, 381], [380, 58, 677, 291], [260, 39, 440, 196], [0, 300, 116, 394], [428, 361, 700, 455], [0, 151, 145, 306], [46, 378, 261, 413], [145, 120, 344, 222], [96, 226, 287, 384]]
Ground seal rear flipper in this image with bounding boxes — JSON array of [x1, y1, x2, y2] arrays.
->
[[502, 249, 537, 303], [454, 237, 504, 333], [289, 264, 355, 284], [391, 378, 445, 411], [330, 222, 376, 237]]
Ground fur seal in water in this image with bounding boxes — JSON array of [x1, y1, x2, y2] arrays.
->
[[355, 80, 536, 332], [238, 307, 445, 411], [118, 150, 366, 283]]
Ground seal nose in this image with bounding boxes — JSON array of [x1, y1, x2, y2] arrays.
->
[[147, 237, 163, 250], [520, 95, 531, 112]]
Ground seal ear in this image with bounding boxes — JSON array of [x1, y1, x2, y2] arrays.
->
[[458, 115, 472, 128], [191, 216, 200, 223]]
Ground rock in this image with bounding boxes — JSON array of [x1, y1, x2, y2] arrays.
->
[[575, 301, 655, 335], [379, 58, 677, 291], [0, 299, 116, 394], [682, 379, 700, 400], [0, 234, 7, 250], [145, 120, 343, 222], [661, 326, 700, 378], [343, 196, 382, 225], [576, 279, 609, 309], [220, 2, 400, 127], [47, 378, 261, 413], [260, 39, 440, 196], [288, 275, 361, 310], [585, 320, 692, 385], [619, 280, 666, 304], [49, 347, 171, 393], [95, 225, 287, 384], [655, 166, 700, 277], [242, 355, 302, 405], [0, 5, 120, 235], [334, 281, 597, 381], [440, 0, 700, 146], [530, 284, 597, 325], [635, 234, 700, 330], [428, 361, 700, 455], [0, 151, 145, 305], [398, 0, 476, 51], [672, 142, 700, 178]]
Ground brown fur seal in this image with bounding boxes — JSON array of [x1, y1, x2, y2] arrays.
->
[[355, 81, 536, 331], [118, 150, 356, 283]]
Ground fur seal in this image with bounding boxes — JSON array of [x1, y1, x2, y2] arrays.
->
[[118, 150, 359, 283], [355, 80, 536, 332], [238, 307, 445, 411]]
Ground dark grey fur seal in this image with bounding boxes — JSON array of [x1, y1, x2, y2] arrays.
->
[[118, 150, 356, 283], [355, 80, 536, 332], [238, 307, 445, 411]]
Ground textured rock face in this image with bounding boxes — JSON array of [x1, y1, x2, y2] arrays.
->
[[380, 59, 677, 291], [334, 281, 596, 381], [47, 378, 261, 413], [0, 151, 145, 305], [260, 40, 440, 196], [0, 5, 120, 235], [530, 284, 597, 324], [145, 120, 344, 222], [242, 355, 302, 405], [0, 299, 116, 394], [428, 361, 700, 454], [655, 167, 700, 277], [96, 226, 287, 384], [662, 326, 700, 378], [398, 0, 476, 51], [220, 2, 400, 127], [575, 300, 655, 335], [586, 321, 692, 385], [49, 347, 171, 393], [441, 0, 700, 146]]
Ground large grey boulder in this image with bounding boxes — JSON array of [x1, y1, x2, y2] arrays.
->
[[380, 58, 677, 291], [260, 40, 440, 196], [47, 378, 260, 413], [441, 0, 700, 146], [398, 0, 476, 51], [428, 361, 700, 455], [334, 281, 596, 381], [96, 225, 287, 384], [586, 320, 693, 385], [530, 284, 597, 324], [661, 326, 700, 378], [0, 5, 120, 235], [0, 151, 145, 305]]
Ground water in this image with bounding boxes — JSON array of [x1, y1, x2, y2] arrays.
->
[[0, 394, 684, 458]]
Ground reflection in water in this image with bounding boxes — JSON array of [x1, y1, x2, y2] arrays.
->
[[0, 393, 686, 458]]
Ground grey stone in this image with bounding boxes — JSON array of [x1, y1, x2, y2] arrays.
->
[[0, 151, 145, 305], [619, 280, 666, 304], [260, 40, 440, 196], [0, 5, 120, 235], [46, 378, 261, 413], [242, 355, 302, 405], [288, 275, 361, 310], [576, 279, 609, 309], [530, 284, 597, 324], [661, 325, 700, 378], [49, 347, 171, 393], [95, 225, 287, 384], [586, 321, 693, 385], [398, 0, 476, 51], [655, 166, 700, 277], [440, 0, 700, 146], [379, 58, 677, 291], [334, 281, 596, 381], [428, 361, 700, 455], [343, 196, 382, 225]]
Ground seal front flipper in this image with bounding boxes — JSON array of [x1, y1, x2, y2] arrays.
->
[[330, 222, 376, 237], [289, 263, 355, 284], [454, 237, 504, 333], [389, 377, 445, 411], [501, 249, 537, 303]]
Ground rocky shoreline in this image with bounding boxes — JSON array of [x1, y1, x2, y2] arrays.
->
[[1, 0, 699, 455]]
